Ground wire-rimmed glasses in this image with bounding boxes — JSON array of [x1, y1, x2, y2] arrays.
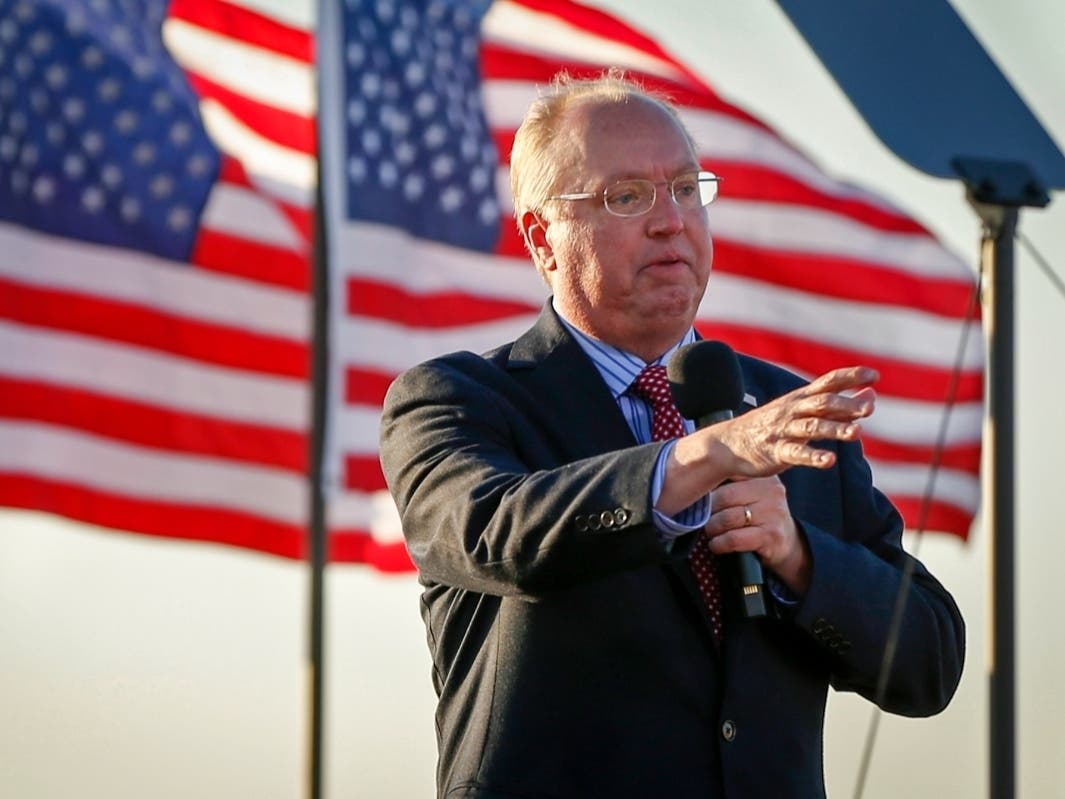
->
[[547, 170, 721, 217]]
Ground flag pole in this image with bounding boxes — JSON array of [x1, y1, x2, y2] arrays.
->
[[307, 151, 330, 799]]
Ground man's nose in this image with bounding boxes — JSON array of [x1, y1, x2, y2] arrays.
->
[[645, 189, 686, 234]]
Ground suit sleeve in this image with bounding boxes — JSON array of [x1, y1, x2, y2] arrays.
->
[[379, 356, 672, 597], [790, 438, 966, 717]]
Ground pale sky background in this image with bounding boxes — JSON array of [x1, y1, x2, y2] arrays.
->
[[2, 1, 1063, 797]]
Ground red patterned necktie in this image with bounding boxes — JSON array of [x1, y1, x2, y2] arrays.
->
[[631, 365, 725, 642]]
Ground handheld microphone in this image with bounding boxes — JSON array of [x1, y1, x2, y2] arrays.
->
[[667, 341, 767, 619]]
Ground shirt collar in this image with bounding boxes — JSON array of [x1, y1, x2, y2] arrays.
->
[[552, 300, 697, 400]]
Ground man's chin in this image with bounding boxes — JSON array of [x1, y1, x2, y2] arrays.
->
[[642, 288, 703, 322]]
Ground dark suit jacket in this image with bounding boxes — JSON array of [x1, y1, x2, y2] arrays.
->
[[379, 304, 964, 799]]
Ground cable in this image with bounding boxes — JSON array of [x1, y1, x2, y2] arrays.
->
[[1017, 230, 1065, 302], [851, 269, 983, 799]]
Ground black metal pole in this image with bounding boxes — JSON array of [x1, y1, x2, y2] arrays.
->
[[307, 158, 330, 799], [977, 202, 1018, 799], [957, 157, 1049, 799]]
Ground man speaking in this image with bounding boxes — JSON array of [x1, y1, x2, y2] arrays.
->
[[379, 71, 964, 798]]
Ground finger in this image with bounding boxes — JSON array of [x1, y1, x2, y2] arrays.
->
[[705, 509, 732, 537], [805, 365, 880, 394], [849, 387, 877, 406], [782, 417, 862, 444], [776, 441, 838, 470], [707, 526, 761, 555], [711, 477, 778, 509], [705, 502, 751, 536], [789, 390, 876, 422]]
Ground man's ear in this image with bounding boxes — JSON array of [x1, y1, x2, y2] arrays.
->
[[521, 210, 555, 271]]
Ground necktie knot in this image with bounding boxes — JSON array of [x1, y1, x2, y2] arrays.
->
[[631, 365, 685, 442]]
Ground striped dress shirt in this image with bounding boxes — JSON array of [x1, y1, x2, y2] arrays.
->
[[555, 307, 711, 538]]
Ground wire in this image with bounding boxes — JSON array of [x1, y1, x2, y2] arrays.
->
[[851, 268, 983, 799], [1017, 230, 1065, 302]]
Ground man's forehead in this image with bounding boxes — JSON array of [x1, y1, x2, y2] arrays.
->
[[567, 94, 675, 130], [561, 98, 696, 175]]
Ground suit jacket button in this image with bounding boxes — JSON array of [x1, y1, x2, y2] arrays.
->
[[600, 510, 616, 528], [613, 508, 630, 526], [587, 515, 601, 531], [721, 719, 737, 742], [575, 516, 588, 532]]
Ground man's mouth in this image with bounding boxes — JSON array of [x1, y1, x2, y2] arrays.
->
[[646, 256, 687, 269]]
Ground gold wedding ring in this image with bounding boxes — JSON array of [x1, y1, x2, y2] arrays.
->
[[743, 505, 753, 526]]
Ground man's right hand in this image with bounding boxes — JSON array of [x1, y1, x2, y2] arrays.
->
[[656, 366, 878, 516]]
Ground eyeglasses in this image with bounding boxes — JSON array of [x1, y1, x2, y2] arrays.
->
[[547, 170, 721, 217]]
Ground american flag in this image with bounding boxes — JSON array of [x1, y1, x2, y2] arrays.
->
[[0, 0, 982, 567], [322, 0, 983, 570], [0, 0, 315, 557]]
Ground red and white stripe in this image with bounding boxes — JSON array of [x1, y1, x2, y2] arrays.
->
[[0, 0, 317, 558]]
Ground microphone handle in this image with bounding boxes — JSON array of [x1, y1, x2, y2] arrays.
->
[[693, 410, 768, 619]]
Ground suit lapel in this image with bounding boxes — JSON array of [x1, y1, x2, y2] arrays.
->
[[505, 304, 637, 459]]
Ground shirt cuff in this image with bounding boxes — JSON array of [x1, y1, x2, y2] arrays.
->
[[650, 441, 711, 542], [767, 575, 800, 607]]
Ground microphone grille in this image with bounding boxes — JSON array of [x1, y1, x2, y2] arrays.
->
[[667, 341, 745, 419]]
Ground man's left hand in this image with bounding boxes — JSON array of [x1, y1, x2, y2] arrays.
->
[[704, 476, 811, 595]]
